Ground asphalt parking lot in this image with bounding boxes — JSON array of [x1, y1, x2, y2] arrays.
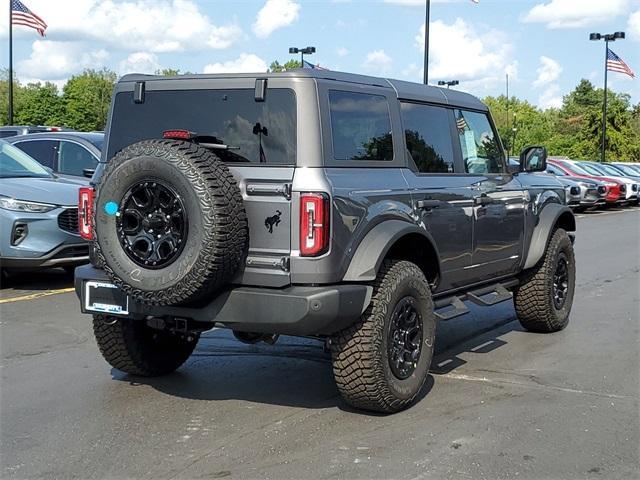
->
[[1, 207, 639, 480]]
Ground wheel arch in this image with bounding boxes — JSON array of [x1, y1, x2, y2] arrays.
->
[[342, 220, 441, 286], [523, 203, 575, 270]]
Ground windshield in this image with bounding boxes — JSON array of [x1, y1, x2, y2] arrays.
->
[[0, 141, 52, 179], [594, 165, 624, 177], [107, 88, 296, 165], [574, 162, 605, 176]]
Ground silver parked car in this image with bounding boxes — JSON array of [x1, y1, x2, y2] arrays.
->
[[0, 140, 89, 277]]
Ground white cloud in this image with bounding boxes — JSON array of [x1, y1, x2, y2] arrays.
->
[[252, 0, 301, 38], [0, 0, 243, 52], [522, 0, 630, 29], [538, 85, 563, 109], [203, 53, 268, 74], [414, 18, 514, 85], [532, 56, 562, 88], [337, 47, 349, 57], [119, 52, 162, 75], [363, 50, 392, 73], [18, 40, 109, 80], [628, 9, 640, 41]]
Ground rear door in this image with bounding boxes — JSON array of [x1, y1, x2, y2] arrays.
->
[[105, 79, 298, 287]]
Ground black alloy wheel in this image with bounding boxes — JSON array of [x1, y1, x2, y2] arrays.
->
[[552, 253, 569, 310], [387, 296, 423, 380], [117, 180, 188, 269]]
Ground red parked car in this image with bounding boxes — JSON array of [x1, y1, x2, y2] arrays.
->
[[547, 159, 626, 205]]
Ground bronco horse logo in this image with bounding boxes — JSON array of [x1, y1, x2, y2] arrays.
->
[[265, 210, 282, 234]]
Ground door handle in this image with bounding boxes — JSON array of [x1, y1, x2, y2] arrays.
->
[[474, 194, 494, 206], [416, 199, 442, 210]]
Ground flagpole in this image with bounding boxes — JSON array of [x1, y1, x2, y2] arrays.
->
[[601, 40, 608, 163], [423, 0, 430, 85], [8, 0, 13, 124]]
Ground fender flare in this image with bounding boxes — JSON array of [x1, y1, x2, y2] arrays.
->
[[342, 220, 439, 282], [523, 203, 575, 270]]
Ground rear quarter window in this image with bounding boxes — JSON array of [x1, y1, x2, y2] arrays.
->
[[329, 90, 393, 161]]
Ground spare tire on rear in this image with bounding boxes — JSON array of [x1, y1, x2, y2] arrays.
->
[[94, 139, 248, 305]]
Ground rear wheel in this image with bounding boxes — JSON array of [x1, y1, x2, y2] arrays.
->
[[92, 315, 198, 376], [330, 260, 436, 413], [514, 228, 575, 333]]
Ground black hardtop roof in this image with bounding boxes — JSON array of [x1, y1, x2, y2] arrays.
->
[[119, 69, 487, 111]]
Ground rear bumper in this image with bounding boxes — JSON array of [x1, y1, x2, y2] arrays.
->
[[74, 265, 372, 336]]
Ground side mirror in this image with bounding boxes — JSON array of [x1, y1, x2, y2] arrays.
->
[[519, 146, 547, 173], [83, 168, 95, 178]]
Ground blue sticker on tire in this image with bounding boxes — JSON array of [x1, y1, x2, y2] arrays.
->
[[104, 201, 118, 215]]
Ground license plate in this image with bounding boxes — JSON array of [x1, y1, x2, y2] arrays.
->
[[85, 281, 129, 315]]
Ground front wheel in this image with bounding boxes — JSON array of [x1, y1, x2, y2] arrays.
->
[[514, 228, 576, 333], [93, 315, 199, 376], [330, 260, 436, 413]]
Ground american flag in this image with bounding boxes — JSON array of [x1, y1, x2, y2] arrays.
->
[[11, 0, 47, 37], [456, 112, 468, 132], [606, 48, 635, 79]]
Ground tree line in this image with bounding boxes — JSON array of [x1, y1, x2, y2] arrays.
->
[[1, 67, 639, 161]]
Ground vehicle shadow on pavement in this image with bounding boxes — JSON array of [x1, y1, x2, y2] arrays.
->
[[110, 303, 518, 413], [0, 268, 73, 291]]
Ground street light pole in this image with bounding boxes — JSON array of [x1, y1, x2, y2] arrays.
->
[[590, 31, 625, 163], [289, 46, 316, 68], [423, 0, 430, 85], [437, 80, 459, 89]]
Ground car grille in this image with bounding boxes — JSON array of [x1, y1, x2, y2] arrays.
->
[[58, 208, 79, 234], [597, 186, 607, 194]]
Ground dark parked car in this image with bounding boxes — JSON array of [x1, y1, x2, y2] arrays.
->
[[75, 70, 576, 413], [0, 125, 74, 139], [8, 132, 103, 180]]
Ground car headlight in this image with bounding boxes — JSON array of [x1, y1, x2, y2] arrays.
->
[[0, 196, 57, 213]]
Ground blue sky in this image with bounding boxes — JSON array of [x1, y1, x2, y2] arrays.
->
[[1, 0, 639, 108]]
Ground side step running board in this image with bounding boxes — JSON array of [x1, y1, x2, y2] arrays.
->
[[467, 284, 512, 306], [434, 282, 515, 321]]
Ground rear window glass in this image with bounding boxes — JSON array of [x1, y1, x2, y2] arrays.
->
[[0, 131, 19, 138], [329, 90, 393, 161], [107, 89, 296, 165]]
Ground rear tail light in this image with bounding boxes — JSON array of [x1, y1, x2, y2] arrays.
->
[[78, 187, 95, 240], [163, 129, 193, 140], [300, 193, 330, 256]]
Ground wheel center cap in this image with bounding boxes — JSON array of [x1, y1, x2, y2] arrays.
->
[[144, 214, 167, 232]]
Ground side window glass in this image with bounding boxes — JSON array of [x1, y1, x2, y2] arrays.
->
[[58, 141, 98, 176], [13, 140, 58, 169], [329, 90, 393, 161], [454, 110, 503, 174], [547, 164, 564, 176], [400, 103, 455, 173]]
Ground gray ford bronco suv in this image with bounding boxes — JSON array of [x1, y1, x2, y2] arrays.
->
[[75, 70, 576, 413]]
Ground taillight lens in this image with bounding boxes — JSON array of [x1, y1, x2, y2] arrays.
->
[[300, 193, 329, 257], [163, 129, 193, 140], [78, 187, 95, 240]]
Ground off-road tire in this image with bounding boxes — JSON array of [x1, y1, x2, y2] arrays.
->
[[92, 315, 198, 376], [94, 140, 248, 306], [514, 228, 575, 333], [330, 260, 436, 413]]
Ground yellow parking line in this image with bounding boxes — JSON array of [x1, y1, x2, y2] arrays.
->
[[0, 287, 76, 304]]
